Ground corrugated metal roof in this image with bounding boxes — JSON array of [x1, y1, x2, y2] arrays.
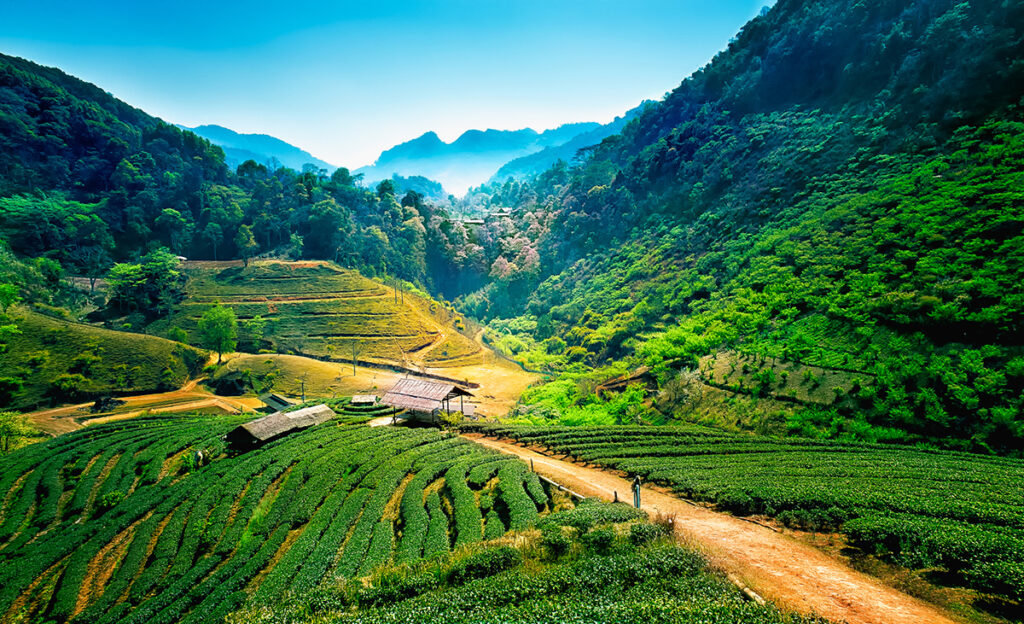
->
[[382, 378, 474, 414], [239, 404, 336, 441]]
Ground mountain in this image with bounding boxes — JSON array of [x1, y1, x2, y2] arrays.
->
[[488, 102, 653, 183], [181, 124, 335, 172], [355, 122, 602, 196], [452, 0, 1024, 452]]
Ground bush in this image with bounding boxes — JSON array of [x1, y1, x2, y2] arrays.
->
[[445, 546, 522, 585], [580, 527, 616, 554], [630, 522, 671, 546], [540, 526, 572, 559]]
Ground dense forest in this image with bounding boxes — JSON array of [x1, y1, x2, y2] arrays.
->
[[1, 0, 1023, 452]]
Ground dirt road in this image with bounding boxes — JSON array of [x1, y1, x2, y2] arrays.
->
[[465, 434, 959, 624]]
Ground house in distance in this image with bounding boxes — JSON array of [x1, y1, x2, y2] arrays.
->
[[226, 404, 336, 451], [381, 378, 475, 424]]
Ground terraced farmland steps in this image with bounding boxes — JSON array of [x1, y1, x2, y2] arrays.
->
[[463, 433, 958, 624]]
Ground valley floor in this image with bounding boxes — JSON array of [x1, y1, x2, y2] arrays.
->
[[23, 349, 538, 436], [464, 433, 960, 624]]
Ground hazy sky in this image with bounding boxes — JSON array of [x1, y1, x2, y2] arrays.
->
[[1, 1, 769, 169]]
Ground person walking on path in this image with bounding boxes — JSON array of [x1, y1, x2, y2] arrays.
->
[[631, 475, 642, 508]]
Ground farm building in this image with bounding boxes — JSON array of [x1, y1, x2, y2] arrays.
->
[[226, 404, 336, 450], [350, 394, 378, 406], [381, 378, 475, 424], [259, 392, 293, 411]]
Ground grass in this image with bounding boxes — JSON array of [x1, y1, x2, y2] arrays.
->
[[0, 308, 207, 409]]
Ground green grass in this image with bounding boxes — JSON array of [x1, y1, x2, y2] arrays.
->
[[0, 308, 207, 409], [0, 415, 549, 623], [467, 424, 1024, 605]]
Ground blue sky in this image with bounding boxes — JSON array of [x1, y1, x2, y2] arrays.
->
[[1, 1, 770, 168]]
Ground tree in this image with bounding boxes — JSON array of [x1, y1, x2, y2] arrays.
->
[[235, 224, 258, 266], [198, 305, 237, 363], [0, 411, 33, 454], [0, 283, 20, 315]]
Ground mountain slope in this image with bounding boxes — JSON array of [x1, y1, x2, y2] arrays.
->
[[355, 123, 602, 195], [455, 0, 1024, 452], [181, 124, 335, 172]]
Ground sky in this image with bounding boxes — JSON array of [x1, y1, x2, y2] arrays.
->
[[1, 1, 770, 169]]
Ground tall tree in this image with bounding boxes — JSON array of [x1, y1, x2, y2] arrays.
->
[[198, 304, 237, 364]]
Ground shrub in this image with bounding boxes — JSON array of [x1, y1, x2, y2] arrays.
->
[[540, 526, 572, 559], [580, 526, 616, 554], [630, 522, 672, 546], [445, 546, 522, 585]]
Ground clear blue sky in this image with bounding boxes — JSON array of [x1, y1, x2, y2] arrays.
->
[[1, 1, 770, 169]]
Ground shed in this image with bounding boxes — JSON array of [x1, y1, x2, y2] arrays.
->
[[226, 404, 336, 450], [350, 394, 378, 406], [381, 378, 474, 424], [259, 393, 293, 411]]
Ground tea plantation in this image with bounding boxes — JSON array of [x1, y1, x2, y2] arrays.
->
[[0, 415, 548, 623], [466, 424, 1024, 603], [157, 262, 481, 368]]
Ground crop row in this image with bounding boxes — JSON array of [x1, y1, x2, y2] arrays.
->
[[0, 415, 550, 623], [466, 423, 1024, 602]]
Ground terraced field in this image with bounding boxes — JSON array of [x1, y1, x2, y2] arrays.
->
[[160, 261, 482, 368], [0, 415, 549, 623], [467, 424, 1024, 605]]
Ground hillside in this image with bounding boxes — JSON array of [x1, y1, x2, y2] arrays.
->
[[452, 0, 1024, 453], [0, 308, 206, 410], [150, 260, 483, 370], [180, 124, 336, 172]]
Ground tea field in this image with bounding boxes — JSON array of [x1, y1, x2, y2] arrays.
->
[[0, 414, 549, 623], [155, 261, 481, 368], [466, 424, 1024, 603]]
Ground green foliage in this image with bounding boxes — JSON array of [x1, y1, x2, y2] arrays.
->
[[0, 310, 205, 409], [198, 304, 238, 363], [0, 417, 552, 622], [475, 424, 1024, 602], [106, 248, 185, 317]]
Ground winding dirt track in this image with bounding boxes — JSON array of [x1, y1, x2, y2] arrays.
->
[[464, 434, 960, 624]]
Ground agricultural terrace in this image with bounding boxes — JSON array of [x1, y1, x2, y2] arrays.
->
[[465, 424, 1024, 604], [0, 415, 550, 623], [160, 261, 482, 369]]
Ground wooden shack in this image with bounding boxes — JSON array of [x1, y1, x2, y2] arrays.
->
[[226, 404, 335, 451], [381, 378, 474, 424], [259, 392, 293, 411]]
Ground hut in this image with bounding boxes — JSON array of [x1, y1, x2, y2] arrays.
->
[[226, 404, 336, 451], [259, 393, 293, 411], [381, 378, 474, 424]]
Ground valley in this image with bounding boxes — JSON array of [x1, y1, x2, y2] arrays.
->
[[1, 0, 1023, 622]]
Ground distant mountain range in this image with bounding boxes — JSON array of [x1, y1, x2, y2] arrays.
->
[[355, 118, 641, 196], [179, 124, 336, 172], [489, 102, 651, 184]]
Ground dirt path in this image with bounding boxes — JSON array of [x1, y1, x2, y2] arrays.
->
[[464, 434, 960, 624]]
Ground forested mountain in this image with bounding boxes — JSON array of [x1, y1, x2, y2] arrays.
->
[[180, 124, 335, 172], [446, 0, 1024, 453], [354, 122, 603, 195]]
